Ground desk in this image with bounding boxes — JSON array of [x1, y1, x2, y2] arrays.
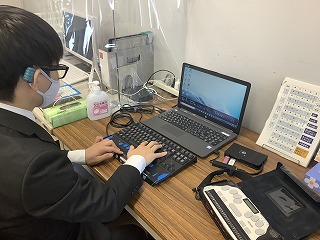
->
[[53, 100, 320, 240]]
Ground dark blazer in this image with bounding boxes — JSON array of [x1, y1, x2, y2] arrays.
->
[[0, 108, 143, 240]]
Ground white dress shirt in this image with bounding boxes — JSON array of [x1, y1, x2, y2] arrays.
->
[[0, 103, 146, 174]]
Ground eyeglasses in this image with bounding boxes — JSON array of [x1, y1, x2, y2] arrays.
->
[[40, 64, 69, 79]]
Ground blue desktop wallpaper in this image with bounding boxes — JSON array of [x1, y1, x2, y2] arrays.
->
[[181, 67, 247, 120]]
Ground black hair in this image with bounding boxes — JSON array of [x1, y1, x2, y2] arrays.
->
[[0, 5, 63, 102]]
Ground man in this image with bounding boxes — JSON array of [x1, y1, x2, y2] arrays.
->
[[0, 5, 166, 240]]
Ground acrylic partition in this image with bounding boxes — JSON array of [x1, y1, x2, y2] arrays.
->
[[39, 0, 187, 110]]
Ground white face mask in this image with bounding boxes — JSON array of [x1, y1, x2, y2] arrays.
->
[[36, 69, 60, 108]]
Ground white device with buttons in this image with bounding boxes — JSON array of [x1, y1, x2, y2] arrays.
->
[[202, 181, 277, 240]]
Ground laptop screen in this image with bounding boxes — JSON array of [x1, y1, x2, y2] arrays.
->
[[178, 63, 251, 133], [63, 10, 94, 65]]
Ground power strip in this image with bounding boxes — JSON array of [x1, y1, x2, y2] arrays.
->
[[151, 80, 179, 96]]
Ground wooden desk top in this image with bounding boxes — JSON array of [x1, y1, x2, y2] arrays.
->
[[53, 100, 320, 240]]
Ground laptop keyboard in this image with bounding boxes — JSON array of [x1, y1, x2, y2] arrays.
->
[[106, 123, 197, 186], [159, 111, 228, 146]]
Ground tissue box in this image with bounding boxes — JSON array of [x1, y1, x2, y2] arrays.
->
[[43, 98, 87, 128], [304, 162, 320, 193]]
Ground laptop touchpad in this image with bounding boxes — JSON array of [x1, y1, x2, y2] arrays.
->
[[161, 124, 184, 137]]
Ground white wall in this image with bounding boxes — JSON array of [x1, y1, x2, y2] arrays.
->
[[22, 0, 320, 133], [185, 0, 320, 133], [0, 0, 23, 7]]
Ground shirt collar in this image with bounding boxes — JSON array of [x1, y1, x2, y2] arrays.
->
[[0, 103, 36, 122]]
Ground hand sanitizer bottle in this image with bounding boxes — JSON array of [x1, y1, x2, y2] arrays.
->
[[86, 81, 111, 120]]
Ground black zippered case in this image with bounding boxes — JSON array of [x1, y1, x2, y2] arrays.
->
[[194, 163, 320, 239]]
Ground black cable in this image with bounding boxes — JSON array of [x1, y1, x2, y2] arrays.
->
[[145, 69, 176, 87], [105, 104, 165, 135], [241, 163, 264, 176], [122, 104, 164, 113], [105, 111, 134, 135], [210, 158, 265, 176], [209, 150, 220, 162]]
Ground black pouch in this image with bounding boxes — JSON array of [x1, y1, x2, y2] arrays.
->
[[224, 143, 268, 170], [193, 163, 320, 240]]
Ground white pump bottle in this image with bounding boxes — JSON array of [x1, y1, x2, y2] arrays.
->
[[86, 81, 111, 120]]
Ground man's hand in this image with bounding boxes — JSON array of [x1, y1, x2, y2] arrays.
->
[[127, 141, 167, 165], [85, 136, 123, 166]]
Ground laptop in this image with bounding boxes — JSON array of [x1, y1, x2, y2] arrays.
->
[[143, 63, 251, 158]]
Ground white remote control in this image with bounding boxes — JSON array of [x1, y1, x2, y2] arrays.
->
[[203, 181, 278, 240]]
